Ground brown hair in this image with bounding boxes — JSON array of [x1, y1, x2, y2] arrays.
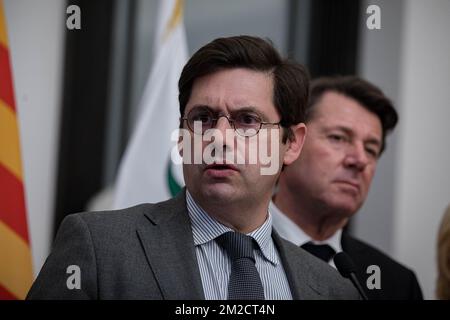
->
[[306, 76, 398, 154], [178, 35, 310, 142], [437, 204, 450, 299]]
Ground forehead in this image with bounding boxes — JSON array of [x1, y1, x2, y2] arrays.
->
[[310, 91, 383, 138], [186, 68, 276, 115]]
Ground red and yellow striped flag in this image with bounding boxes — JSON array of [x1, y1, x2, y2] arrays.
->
[[0, 0, 33, 300]]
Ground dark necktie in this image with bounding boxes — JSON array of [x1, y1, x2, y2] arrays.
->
[[301, 241, 336, 263], [215, 232, 265, 300]]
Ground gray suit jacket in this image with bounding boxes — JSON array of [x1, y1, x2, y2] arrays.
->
[[27, 191, 359, 299]]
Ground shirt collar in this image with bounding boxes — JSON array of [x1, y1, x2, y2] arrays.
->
[[269, 201, 343, 254], [186, 190, 279, 265]]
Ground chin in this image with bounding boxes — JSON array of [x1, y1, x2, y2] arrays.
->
[[327, 198, 360, 217], [202, 183, 241, 202], [336, 188, 363, 207], [340, 204, 360, 217]]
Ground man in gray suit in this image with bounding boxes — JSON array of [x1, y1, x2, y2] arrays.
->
[[27, 36, 359, 300]]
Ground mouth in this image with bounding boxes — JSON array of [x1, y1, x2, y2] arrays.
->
[[334, 180, 360, 193], [205, 163, 239, 171], [204, 163, 239, 178]]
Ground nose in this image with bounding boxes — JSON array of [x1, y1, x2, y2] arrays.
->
[[343, 142, 369, 171], [211, 116, 234, 153], [214, 115, 233, 131]]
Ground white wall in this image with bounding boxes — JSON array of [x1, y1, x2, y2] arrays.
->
[[394, 0, 450, 300], [4, 0, 65, 276], [355, 0, 404, 256]]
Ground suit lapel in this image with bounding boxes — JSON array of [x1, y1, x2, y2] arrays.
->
[[272, 231, 325, 299], [341, 233, 363, 255], [136, 191, 205, 299], [341, 233, 355, 262]]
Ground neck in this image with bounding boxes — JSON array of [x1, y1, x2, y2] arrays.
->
[[190, 191, 270, 234], [273, 184, 348, 241]]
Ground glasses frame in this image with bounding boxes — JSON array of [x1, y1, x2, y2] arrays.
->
[[180, 109, 281, 137]]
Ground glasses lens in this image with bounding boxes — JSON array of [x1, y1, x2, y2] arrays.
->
[[234, 112, 261, 136], [187, 108, 213, 134]]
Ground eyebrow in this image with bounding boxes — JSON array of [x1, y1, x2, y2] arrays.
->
[[328, 125, 382, 147], [190, 104, 270, 121]]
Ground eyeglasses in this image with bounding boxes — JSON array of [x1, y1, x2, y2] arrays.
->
[[181, 107, 281, 137]]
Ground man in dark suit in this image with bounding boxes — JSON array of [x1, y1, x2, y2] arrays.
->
[[27, 36, 359, 300], [271, 76, 423, 300]]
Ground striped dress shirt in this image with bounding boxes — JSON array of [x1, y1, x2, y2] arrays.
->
[[186, 191, 293, 300]]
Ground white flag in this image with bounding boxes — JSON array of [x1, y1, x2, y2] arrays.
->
[[114, 0, 187, 209]]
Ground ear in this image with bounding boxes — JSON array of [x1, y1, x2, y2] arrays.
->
[[283, 123, 307, 165]]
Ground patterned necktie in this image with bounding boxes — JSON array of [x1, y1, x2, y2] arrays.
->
[[301, 241, 336, 262], [216, 232, 265, 300]]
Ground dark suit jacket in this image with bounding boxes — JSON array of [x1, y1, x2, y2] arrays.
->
[[27, 191, 359, 300], [341, 233, 423, 300]]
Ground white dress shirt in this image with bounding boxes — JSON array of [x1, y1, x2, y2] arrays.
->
[[269, 201, 343, 269]]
